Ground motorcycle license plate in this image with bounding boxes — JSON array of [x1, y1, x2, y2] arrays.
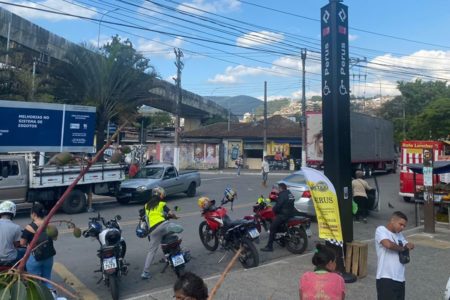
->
[[306, 228, 312, 237], [171, 254, 185, 267], [103, 257, 117, 270], [248, 228, 260, 239]]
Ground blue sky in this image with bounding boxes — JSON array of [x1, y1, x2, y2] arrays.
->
[[2, 0, 450, 101]]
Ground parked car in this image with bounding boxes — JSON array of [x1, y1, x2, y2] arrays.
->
[[278, 170, 378, 217], [445, 276, 450, 300], [116, 164, 201, 204], [277, 171, 314, 216]]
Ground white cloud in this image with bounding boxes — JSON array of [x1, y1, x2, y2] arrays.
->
[[137, 1, 161, 16], [236, 31, 284, 47], [177, 0, 240, 15], [1, 0, 97, 21], [137, 37, 184, 59], [349, 34, 358, 41], [208, 65, 267, 83]]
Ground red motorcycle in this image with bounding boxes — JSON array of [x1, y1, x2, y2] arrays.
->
[[244, 189, 311, 254], [198, 189, 260, 268]]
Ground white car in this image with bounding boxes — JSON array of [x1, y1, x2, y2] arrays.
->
[[278, 171, 315, 216]]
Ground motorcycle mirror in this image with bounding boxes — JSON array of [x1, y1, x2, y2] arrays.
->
[[116, 215, 122, 221]]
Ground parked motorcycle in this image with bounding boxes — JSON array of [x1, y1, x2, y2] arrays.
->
[[136, 207, 190, 277], [198, 191, 260, 268], [83, 213, 128, 300], [244, 191, 311, 254]]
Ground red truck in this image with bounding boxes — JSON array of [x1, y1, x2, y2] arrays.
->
[[399, 140, 450, 202]]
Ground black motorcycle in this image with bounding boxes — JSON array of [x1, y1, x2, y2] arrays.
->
[[83, 213, 128, 300], [137, 208, 190, 277]]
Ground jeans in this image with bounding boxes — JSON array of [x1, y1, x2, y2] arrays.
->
[[26, 254, 54, 288], [354, 196, 369, 218], [237, 165, 241, 175]]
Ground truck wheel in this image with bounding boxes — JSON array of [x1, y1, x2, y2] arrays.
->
[[186, 183, 196, 197], [62, 189, 87, 214]]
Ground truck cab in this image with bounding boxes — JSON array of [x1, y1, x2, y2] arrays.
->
[[0, 156, 27, 205]]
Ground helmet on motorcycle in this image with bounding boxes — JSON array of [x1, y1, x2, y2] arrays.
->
[[135, 219, 149, 238], [152, 186, 166, 200], [105, 229, 121, 246], [88, 221, 102, 237], [0, 200, 16, 217], [197, 197, 211, 210], [224, 187, 237, 202]]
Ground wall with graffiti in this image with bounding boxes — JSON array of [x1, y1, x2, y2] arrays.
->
[[158, 143, 219, 169], [227, 141, 243, 168]]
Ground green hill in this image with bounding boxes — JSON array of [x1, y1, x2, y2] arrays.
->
[[205, 95, 263, 117]]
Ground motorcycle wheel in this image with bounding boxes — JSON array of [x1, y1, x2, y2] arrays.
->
[[199, 221, 219, 251], [175, 265, 185, 278], [239, 238, 259, 269], [109, 274, 119, 300], [286, 227, 308, 254]]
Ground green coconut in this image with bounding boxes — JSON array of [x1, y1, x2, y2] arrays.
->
[[121, 146, 131, 154], [72, 227, 82, 238], [46, 224, 59, 240], [47, 152, 74, 166], [110, 151, 123, 163]]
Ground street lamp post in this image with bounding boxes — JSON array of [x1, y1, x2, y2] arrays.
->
[[97, 8, 118, 49]]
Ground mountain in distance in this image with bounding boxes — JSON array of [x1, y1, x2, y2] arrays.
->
[[205, 95, 263, 117]]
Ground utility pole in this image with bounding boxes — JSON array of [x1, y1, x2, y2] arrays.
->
[[263, 81, 268, 157], [301, 48, 307, 167], [227, 101, 231, 132], [173, 48, 184, 169]]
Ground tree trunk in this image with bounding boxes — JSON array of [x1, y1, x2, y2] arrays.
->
[[97, 121, 107, 155]]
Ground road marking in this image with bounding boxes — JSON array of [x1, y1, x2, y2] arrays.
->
[[53, 262, 99, 300], [202, 176, 236, 181]]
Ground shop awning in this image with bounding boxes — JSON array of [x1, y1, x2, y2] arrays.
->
[[404, 161, 450, 174]]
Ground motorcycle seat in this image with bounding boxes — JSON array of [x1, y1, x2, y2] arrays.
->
[[288, 216, 309, 221], [224, 218, 251, 229], [161, 233, 179, 245]]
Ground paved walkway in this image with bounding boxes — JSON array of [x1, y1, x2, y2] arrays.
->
[[125, 224, 450, 300]]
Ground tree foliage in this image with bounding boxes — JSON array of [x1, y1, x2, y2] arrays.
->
[[51, 35, 157, 151], [376, 80, 450, 142]]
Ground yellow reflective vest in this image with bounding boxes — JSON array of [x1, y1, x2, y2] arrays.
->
[[145, 201, 167, 229]]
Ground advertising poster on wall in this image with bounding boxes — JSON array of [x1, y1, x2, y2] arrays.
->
[[306, 112, 324, 162], [194, 144, 204, 163], [146, 143, 160, 163], [228, 141, 242, 168], [267, 142, 290, 161], [161, 144, 174, 163], [205, 144, 218, 164]]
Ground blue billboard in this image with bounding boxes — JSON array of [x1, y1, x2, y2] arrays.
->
[[0, 100, 96, 152]]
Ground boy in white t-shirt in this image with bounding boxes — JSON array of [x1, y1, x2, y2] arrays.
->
[[375, 211, 415, 300]]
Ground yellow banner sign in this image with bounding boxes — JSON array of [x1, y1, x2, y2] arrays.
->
[[302, 167, 343, 243]]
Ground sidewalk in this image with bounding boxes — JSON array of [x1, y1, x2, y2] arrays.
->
[[199, 168, 293, 176], [126, 224, 450, 300]]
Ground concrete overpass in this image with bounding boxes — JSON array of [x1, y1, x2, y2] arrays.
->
[[0, 7, 233, 131]]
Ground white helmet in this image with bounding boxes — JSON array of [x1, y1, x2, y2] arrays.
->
[[0, 200, 16, 217]]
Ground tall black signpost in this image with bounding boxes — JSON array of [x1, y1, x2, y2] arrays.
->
[[321, 0, 355, 282]]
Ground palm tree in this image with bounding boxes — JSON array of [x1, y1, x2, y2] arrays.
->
[[51, 35, 157, 151]]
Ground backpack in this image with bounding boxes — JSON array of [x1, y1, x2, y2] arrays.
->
[[30, 223, 56, 261]]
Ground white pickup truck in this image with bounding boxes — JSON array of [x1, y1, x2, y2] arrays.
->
[[0, 153, 125, 214]]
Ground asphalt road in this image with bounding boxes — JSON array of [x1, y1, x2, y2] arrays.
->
[[12, 171, 417, 300]]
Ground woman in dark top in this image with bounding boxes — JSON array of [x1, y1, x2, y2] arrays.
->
[[20, 203, 56, 288]]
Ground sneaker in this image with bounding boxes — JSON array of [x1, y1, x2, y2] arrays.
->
[[260, 246, 273, 252], [141, 271, 151, 280]]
